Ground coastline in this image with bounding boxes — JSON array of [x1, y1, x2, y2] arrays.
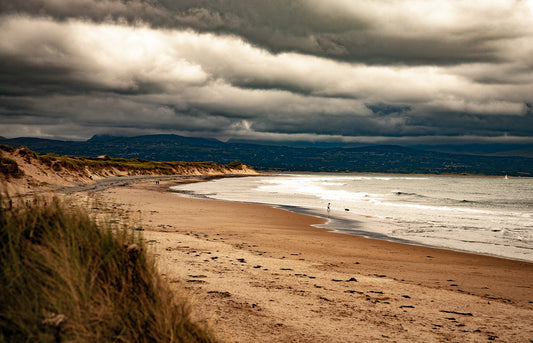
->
[[78, 177, 533, 342], [173, 172, 533, 263], [285, 205, 533, 264]]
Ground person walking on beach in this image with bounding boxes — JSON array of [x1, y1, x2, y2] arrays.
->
[[327, 202, 331, 217]]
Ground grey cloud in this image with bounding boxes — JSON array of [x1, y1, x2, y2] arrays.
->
[[164, 1, 524, 65], [0, 92, 237, 136], [2, 0, 530, 65], [2, 88, 532, 142], [0, 0, 172, 27], [161, 1, 530, 65], [0, 2, 532, 144]]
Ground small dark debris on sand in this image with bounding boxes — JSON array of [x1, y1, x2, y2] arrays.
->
[[208, 291, 231, 298], [440, 310, 473, 316]]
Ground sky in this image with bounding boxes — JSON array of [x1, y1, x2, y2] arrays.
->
[[1, 0, 533, 145]]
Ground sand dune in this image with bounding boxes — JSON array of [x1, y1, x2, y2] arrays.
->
[[0, 146, 256, 198]]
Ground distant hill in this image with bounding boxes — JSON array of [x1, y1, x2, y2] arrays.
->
[[409, 143, 533, 158], [1, 134, 532, 176], [229, 139, 533, 157]]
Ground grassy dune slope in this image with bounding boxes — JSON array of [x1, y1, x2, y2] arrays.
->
[[0, 198, 216, 342], [0, 144, 256, 197]]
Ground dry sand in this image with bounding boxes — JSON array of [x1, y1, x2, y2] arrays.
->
[[76, 178, 533, 342]]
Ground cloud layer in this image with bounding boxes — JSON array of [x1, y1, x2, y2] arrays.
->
[[1, 0, 532, 143]]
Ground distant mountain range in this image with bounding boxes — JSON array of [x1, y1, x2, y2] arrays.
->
[[1, 134, 532, 176]]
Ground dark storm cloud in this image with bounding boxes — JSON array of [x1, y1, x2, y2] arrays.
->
[[0, 1, 532, 144], [1, 0, 528, 65], [0, 0, 171, 26]]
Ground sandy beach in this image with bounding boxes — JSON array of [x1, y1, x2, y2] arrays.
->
[[76, 177, 533, 342]]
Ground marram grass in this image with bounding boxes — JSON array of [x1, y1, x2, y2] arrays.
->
[[0, 197, 216, 343]]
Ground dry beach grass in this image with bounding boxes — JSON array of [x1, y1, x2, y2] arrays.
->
[[0, 196, 216, 342]]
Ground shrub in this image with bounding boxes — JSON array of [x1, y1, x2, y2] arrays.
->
[[51, 162, 62, 172], [226, 161, 244, 170], [17, 148, 37, 160], [0, 145, 16, 153], [37, 155, 56, 166], [0, 157, 23, 179]]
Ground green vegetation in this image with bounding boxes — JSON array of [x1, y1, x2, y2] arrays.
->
[[0, 198, 216, 342], [35, 153, 231, 176], [1, 144, 248, 180], [12, 148, 247, 181]]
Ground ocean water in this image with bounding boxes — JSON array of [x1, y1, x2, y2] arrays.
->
[[172, 174, 533, 262]]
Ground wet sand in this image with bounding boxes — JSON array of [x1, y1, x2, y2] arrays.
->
[[80, 178, 533, 342]]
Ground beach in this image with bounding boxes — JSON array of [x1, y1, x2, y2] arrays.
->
[[79, 177, 533, 342]]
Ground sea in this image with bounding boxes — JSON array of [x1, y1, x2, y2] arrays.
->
[[171, 174, 533, 263]]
